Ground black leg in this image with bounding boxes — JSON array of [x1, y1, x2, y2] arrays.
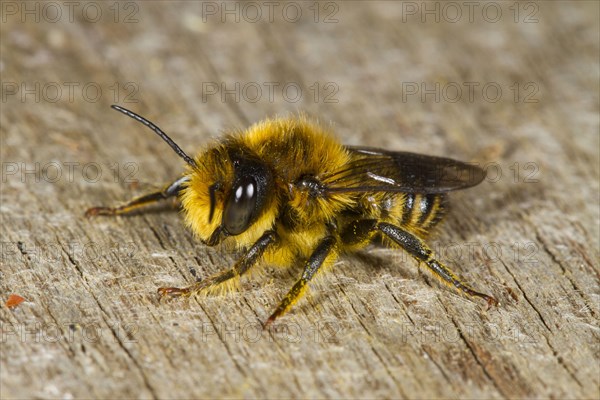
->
[[85, 176, 188, 217], [340, 218, 378, 246], [377, 222, 497, 306], [265, 235, 337, 326], [158, 230, 278, 298]]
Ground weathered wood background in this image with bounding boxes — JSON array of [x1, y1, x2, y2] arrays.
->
[[1, 1, 598, 399]]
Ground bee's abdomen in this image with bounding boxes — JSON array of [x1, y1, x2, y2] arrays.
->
[[390, 193, 447, 233]]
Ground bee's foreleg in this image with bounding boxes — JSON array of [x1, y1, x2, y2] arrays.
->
[[377, 222, 497, 307], [158, 230, 278, 298], [264, 235, 337, 327], [85, 176, 189, 217]]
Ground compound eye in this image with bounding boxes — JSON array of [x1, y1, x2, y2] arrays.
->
[[223, 176, 257, 235]]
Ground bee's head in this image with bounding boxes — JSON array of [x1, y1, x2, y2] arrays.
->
[[181, 144, 275, 246], [108, 105, 276, 247]]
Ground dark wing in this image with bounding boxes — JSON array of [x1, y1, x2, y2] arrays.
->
[[323, 146, 486, 194]]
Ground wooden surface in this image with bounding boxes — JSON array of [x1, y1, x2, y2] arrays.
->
[[1, 2, 598, 399]]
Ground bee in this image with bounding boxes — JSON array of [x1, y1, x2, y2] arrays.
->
[[87, 105, 497, 326]]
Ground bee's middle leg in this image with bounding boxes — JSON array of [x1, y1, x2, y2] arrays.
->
[[158, 230, 278, 298], [265, 235, 337, 326]]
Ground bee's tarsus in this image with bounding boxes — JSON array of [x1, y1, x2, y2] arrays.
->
[[262, 316, 275, 330], [157, 286, 190, 298], [457, 285, 498, 308], [85, 207, 115, 217]]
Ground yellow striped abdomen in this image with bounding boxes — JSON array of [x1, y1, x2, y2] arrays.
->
[[381, 193, 447, 237]]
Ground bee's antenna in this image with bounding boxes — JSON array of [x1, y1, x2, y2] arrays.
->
[[110, 105, 198, 168]]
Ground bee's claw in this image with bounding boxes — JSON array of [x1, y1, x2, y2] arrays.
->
[[485, 295, 499, 309], [473, 292, 499, 309], [464, 287, 498, 310], [85, 207, 115, 218], [157, 286, 190, 299], [262, 315, 276, 330]]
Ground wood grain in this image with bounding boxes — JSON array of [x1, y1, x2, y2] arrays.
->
[[1, 2, 598, 399]]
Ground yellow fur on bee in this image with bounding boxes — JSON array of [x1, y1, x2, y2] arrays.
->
[[181, 115, 353, 246]]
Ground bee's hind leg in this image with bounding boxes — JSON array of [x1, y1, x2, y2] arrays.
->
[[377, 222, 497, 307], [158, 230, 278, 299], [85, 176, 189, 217]]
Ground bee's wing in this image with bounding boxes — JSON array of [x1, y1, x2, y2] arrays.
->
[[323, 146, 486, 194]]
